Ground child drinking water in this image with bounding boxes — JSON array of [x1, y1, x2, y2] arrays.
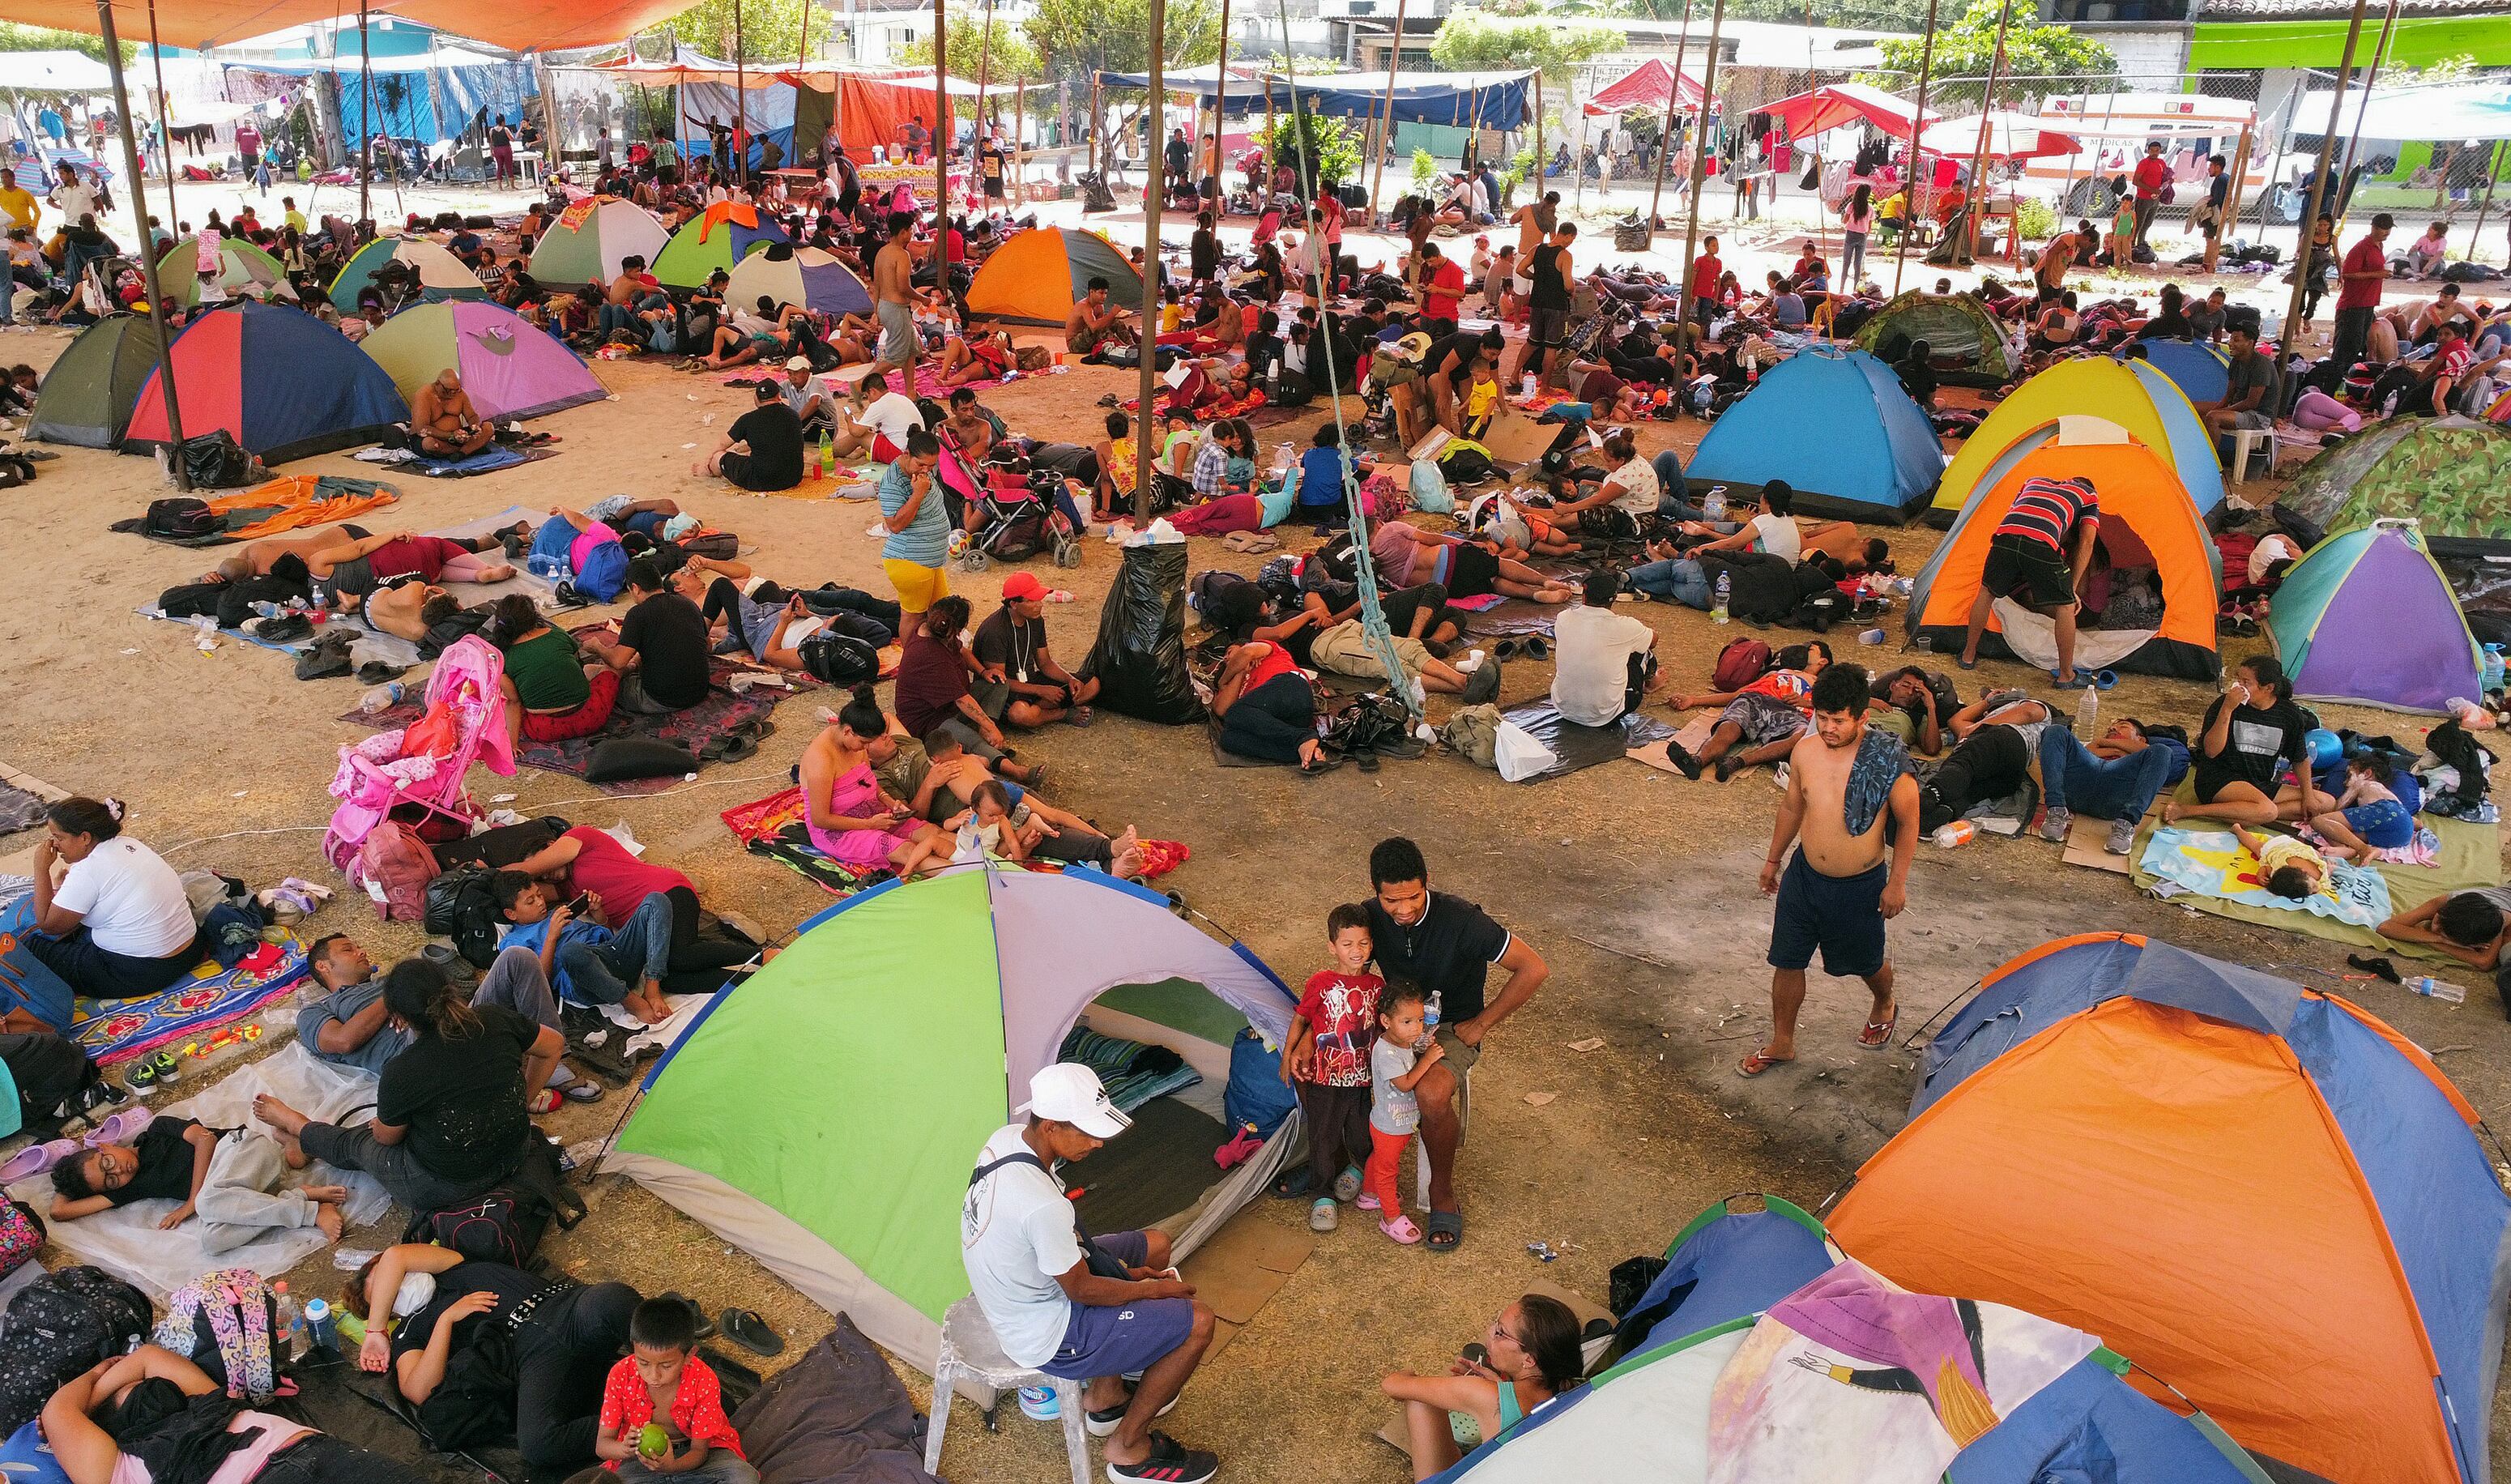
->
[[1366, 981, 1444, 1246], [2309, 754, 2415, 859], [2232, 823, 2332, 901], [586, 1297, 757, 1482], [1278, 904, 1383, 1231], [943, 779, 1026, 866]]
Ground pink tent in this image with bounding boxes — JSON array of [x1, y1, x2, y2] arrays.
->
[[1916, 112, 2082, 161], [1583, 58, 1705, 117], [1762, 82, 1938, 140]]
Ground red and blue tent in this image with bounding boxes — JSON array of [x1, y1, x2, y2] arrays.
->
[[124, 301, 409, 464]]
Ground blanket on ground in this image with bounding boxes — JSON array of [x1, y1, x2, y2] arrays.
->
[[0, 893, 309, 1064], [2138, 825, 2393, 927], [720, 787, 1187, 891], [113, 475, 399, 547]]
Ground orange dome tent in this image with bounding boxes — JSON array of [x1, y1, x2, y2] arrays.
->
[[1831, 932, 2511, 1484], [965, 228, 1143, 327]]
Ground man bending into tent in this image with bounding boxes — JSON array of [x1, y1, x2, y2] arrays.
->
[[1957, 475, 2100, 689], [962, 1064, 1221, 1484], [412, 369, 494, 458]]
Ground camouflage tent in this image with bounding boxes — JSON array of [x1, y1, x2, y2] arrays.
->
[[1850, 290, 2019, 386], [2274, 416, 2511, 557]]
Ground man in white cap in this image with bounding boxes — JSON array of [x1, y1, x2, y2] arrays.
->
[[780, 356, 836, 441], [963, 1064, 1220, 1484]]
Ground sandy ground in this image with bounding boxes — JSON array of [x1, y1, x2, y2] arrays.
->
[[2, 185, 2507, 1482]]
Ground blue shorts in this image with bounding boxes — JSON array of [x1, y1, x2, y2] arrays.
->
[[2344, 798, 2415, 850], [1767, 851, 1889, 979], [622, 510, 667, 539], [1037, 1230, 1193, 1382]]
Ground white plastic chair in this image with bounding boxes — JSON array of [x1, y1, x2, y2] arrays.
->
[[2228, 427, 2279, 487], [925, 1294, 1091, 1484]]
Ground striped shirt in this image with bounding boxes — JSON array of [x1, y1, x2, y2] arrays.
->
[[1994, 476, 2099, 553], [1192, 437, 1231, 498]]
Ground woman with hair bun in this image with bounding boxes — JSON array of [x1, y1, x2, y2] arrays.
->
[[27, 797, 200, 1000], [796, 684, 953, 878]]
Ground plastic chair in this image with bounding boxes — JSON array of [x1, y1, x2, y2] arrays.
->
[[925, 1294, 1091, 1484], [2228, 427, 2279, 487]]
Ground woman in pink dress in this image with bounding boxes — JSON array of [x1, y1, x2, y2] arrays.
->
[[799, 684, 952, 878]]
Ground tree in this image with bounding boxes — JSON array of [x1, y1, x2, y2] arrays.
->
[[1260, 109, 1362, 192], [0, 22, 132, 66], [1869, 0, 2114, 106], [902, 17, 1043, 85], [666, 0, 821, 64], [1428, 11, 1620, 84], [1022, 0, 1222, 80]]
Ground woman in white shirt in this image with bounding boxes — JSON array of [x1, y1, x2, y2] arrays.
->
[[28, 798, 199, 1000]]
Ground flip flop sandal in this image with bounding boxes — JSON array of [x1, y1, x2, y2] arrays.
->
[[1955, 655, 1979, 670], [2347, 953, 2402, 985], [1422, 1210, 1463, 1253], [561, 1080, 605, 1102], [528, 1089, 563, 1115], [1858, 1006, 1899, 1047], [1736, 1048, 1794, 1077], [1299, 753, 1344, 775], [1269, 1166, 1317, 1200], [719, 1307, 783, 1357], [2049, 671, 2095, 689]]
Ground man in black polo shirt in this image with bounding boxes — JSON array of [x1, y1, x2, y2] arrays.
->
[[584, 559, 712, 713], [1361, 837, 1550, 1254]]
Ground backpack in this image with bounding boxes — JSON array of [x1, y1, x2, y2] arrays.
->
[[422, 863, 505, 969], [143, 497, 220, 541], [573, 538, 630, 603], [1712, 638, 1773, 693], [153, 1268, 280, 1401], [1442, 703, 1503, 767], [0, 1266, 153, 1435], [1437, 445, 1496, 485], [676, 531, 739, 561], [0, 1203, 41, 1282], [356, 820, 439, 923], [406, 1188, 548, 1269], [1408, 458, 1453, 514], [799, 630, 880, 685]]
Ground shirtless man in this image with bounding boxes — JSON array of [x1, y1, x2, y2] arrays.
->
[[872, 209, 919, 373], [360, 581, 457, 642], [894, 731, 1145, 876], [1739, 662, 1918, 1078], [1511, 189, 1558, 263], [1064, 275, 1137, 356], [411, 369, 494, 457], [202, 526, 377, 583]]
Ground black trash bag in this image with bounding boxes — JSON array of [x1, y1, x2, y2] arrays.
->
[[1081, 540, 1204, 725], [178, 430, 259, 489]]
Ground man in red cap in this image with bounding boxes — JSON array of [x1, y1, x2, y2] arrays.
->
[[974, 571, 1101, 728]]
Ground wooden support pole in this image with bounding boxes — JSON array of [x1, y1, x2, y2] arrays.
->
[[1136, 0, 1167, 523]]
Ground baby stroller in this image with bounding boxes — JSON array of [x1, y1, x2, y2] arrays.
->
[[955, 443, 1083, 572], [322, 636, 514, 893]]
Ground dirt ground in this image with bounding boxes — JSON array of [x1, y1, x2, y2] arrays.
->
[[2, 226, 2505, 1482]]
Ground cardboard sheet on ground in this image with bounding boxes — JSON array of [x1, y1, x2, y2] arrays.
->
[[6, 1045, 393, 1299], [2064, 808, 2141, 875], [1178, 1217, 1315, 1362], [2129, 782, 2500, 957], [1498, 702, 1676, 782]]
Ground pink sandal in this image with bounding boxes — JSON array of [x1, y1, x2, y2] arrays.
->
[[1355, 1192, 1383, 1212], [1381, 1214, 1423, 1245]]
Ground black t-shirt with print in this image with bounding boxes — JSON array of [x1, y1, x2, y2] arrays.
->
[[1362, 892, 1513, 1024], [2193, 694, 2311, 802], [376, 1006, 537, 1184]]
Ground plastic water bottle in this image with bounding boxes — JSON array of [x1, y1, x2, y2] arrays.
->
[[358, 680, 405, 714], [1017, 1384, 1061, 1421], [2408, 975, 2468, 1003], [819, 430, 833, 474], [272, 1281, 305, 1362], [1703, 485, 1728, 522], [1423, 991, 1443, 1035], [2074, 683, 2100, 736], [1266, 359, 1280, 398], [249, 600, 284, 619], [1520, 372, 1537, 398], [302, 1296, 338, 1354], [1712, 571, 1731, 625], [2484, 642, 2505, 695], [1933, 821, 1977, 848]]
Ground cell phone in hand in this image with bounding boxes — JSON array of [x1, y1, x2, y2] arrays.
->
[[566, 893, 592, 916]]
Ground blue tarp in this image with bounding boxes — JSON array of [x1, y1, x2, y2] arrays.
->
[[1094, 68, 1534, 128], [2135, 336, 2231, 406], [1688, 347, 1943, 522]]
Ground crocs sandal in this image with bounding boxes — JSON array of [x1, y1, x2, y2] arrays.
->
[[529, 1089, 563, 1115], [1334, 1165, 1364, 1203], [1356, 1190, 1383, 1211], [1309, 1196, 1340, 1232], [2049, 671, 2095, 689], [1736, 1047, 1794, 1077], [0, 1138, 80, 1183], [1380, 1214, 1424, 1246], [719, 1307, 783, 1357], [2095, 669, 2121, 689], [83, 1108, 153, 1148], [1422, 1210, 1463, 1253], [1858, 1004, 1899, 1048]]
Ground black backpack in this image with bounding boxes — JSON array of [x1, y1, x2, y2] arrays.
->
[[405, 1188, 548, 1269], [799, 631, 881, 685], [0, 1265, 152, 1435], [422, 864, 505, 969], [143, 497, 220, 541]]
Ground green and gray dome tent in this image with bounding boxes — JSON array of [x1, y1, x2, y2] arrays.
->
[[606, 864, 1300, 1371], [1852, 289, 2019, 386], [28, 313, 163, 448]]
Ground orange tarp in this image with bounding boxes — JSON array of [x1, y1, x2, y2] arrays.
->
[[204, 475, 399, 541], [1831, 996, 2457, 1484]]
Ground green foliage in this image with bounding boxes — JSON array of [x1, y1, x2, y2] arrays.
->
[[1260, 109, 1362, 190], [1869, 0, 2115, 108], [0, 22, 131, 66], [1412, 147, 1439, 192], [902, 17, 1043, 83], [1022, 0, 1222, 79], [2385, 53, 2475, 88], [2013, 195, 2056, 241], [667, 0, 820, 63], [1428, 11, 1619, 84]]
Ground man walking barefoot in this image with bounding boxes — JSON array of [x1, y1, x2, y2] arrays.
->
[[1740, 663, 1918, 1077]]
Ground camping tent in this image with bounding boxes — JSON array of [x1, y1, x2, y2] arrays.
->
[[528, 198, 670, 287], [605, 864, 1299, 1372], [2268, 519, 2481, 714], [727, 244, 872, 317], [1435, 1199, 2270, 1483], [1907, 416, 2219, 679], [1831, 932, 2511, 1484], [1928, 356, 2223, 524], [1685, 347, 1942, 522], [357, 300, 605, 424], [2133, 336, 2228, 405], [1850, 290, 2019, 386], [28, 313, 163, 448], [160, 235, 293, 306], [326, 237, 484, 312], [653, 203, 791, 290], [966, 228, 1144, 328], [2273, 415, 2511, 557], [124, 301, 408, 463]]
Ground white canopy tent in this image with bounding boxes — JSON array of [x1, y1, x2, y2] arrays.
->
[[0, 51, 112, 92], [2291, 80, 2511, 144]]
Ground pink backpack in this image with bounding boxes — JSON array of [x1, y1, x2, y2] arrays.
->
[[356, 821, 438, 923]]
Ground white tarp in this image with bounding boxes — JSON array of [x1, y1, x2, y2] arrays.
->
[[2292, 81, 2511, 144], [0, 51, 112, 92]]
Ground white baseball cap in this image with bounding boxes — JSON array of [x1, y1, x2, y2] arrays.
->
[[1020, 1063, 1132, 1139], [786, 356, 812, 371]]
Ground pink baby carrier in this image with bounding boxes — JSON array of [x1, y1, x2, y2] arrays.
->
[[323, 635, 515, 877]]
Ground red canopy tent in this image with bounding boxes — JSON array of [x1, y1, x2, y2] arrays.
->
[[1582, 58, 1706, 117], [1761, 82, 1938, 140]]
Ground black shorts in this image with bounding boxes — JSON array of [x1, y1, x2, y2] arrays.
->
[[1527, 306, 1571, 349], [1446, 541, 1502, 600], [719, 451, 753, 487], [1767, 851, 1889, 979], [1980, 532, 2075, 610], [983, 177, 1005, 199]]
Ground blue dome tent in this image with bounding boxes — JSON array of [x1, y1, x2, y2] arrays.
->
[[1686, 347, 1943, 522]]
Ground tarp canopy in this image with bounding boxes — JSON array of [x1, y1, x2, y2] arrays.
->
[[2270, 520, 2482, 714], [0, 0, 345, 51], [1761, 81, 1938, 139], [774, 63, 989, 97], [575, 53, 778, 88], [222, 45, 514, 75], [1583, 58, 1705, 117], [1095, 67, 1535, 129], [2291, 79, 2511, 143], [0, 50, 113, 92], [9, 0, 690, 53], [1917, 111, 2082, 160]]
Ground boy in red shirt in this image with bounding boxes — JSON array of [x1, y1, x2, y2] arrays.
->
[[591, 1298, 756, 1482], [1277, 904, 1383, 1232]]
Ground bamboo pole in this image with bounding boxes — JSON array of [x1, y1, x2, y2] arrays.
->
[[1887, 0, 1940, 297], [357, 0, 371, 223], [1212, 0, 1231, 198], [933, 0, 949, 213], [1366, 0, 1409, 221], [1671, 0, 1726, 356], [2330, 0, 2398, 232], [2219, 116, 2253, 260], [144, 0, 177, 233], [2278, 0, 2371, 352], [975, 0, 995, 211], [1090, 76, 1102, 176], [1533, 70, 1544, 207], [1263, 78, 1276, 195], [1135, 0, 1167, 524], [94, 0, 189, 488], [734, 0, 748, 187]]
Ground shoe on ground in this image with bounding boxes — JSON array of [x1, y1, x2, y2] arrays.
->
[[2105, 817, 2137, 855], [1105, 1431, 1216, 1483], [1665, 741, 1702, 781], [2040, 806, 2072, 843], [1310, 1196, 1340, 1232]]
